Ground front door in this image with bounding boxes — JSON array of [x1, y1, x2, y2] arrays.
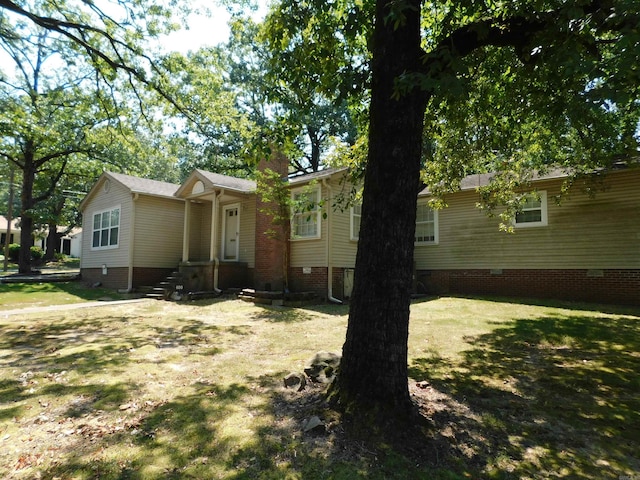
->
[[223, 205, 239, 261]]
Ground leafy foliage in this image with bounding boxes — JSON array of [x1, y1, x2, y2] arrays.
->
[[0, 1, 184, 271]]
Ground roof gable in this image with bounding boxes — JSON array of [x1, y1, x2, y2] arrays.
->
[[175, 169, 256, 198], [79, 171, 181, 211]]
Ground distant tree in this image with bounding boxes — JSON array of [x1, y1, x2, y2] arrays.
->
[[0, 27, 179, 272], [156, 48, 256, 180], [0, 1, 186, 272], [226, 14, 363, 173]]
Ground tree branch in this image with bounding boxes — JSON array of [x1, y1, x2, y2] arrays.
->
[[34, 158, 68, 203], [0, 0, 197, 123], [414, 1, 618, 89]]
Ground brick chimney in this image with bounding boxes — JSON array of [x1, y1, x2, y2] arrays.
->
[[254, 149, 289, 292]]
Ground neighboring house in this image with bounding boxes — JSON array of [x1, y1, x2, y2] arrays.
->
[[1, 216, 81, 257], [0, 215, 20, 247], [34, 226, 83, 258], [60, 228, 83, 258], [79, 163, 640, 305]]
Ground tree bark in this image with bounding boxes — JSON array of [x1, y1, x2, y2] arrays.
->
[[44, 222, 61, 261], [330, 0, 429, 415]]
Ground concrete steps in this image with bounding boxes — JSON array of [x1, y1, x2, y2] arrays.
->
[[238, 289, 319, 307], [140, 270, 185, 300]]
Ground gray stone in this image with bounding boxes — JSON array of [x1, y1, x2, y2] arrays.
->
[[304, 351, 341, 384], [283, 372, 306, 391], [303, 416, 325, 433]]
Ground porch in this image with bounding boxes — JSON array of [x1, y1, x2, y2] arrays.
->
[[175, 170, 257, 293]]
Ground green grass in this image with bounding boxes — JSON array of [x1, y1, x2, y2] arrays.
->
[[0, 281, 128, 309], [0, 256, 80, 276], [0, 296, 638, 479]]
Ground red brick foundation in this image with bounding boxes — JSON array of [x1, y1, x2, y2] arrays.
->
[[288, 266, 329, 300], [81, 267, 176, 291], [418, 269, 640, 306], [80, 267, 128, 290]]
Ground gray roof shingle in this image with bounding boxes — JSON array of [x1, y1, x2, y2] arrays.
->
[[195, 169, 256, 193], [108, 172, 180, 198]]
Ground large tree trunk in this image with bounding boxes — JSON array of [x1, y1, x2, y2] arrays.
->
[[330, 0, 429, 415], [44, 222, 61, 261]]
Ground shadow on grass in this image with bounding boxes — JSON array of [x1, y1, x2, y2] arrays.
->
[[249, 303, 349, 323], [0, 314, 243, 432], [409, 312, 640, 479], [27, 371, 436, 480], [438, 293, 640, 317]]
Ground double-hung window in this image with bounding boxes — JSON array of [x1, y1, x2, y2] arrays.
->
[[291, 186, 321, 239], [514, 191, 548, 228], [92, 206, 120, 249], [415, 202, 438, 244], [350, 200, 438, 244], [350, 203, 362, 241]]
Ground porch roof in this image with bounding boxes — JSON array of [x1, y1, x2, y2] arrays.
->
[[175, 169, 256, 198]]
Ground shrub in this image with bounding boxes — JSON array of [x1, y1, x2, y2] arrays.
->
[[30, 246, 44, 261], [8, 243, 20, 262], [5, 244, 46, 263]]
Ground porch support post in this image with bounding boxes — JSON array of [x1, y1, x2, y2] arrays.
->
[[210, 192, 218, 261], [182, 200, 191, 262], [211, 191, 222, 292]]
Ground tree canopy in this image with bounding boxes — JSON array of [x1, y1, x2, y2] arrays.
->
[[0, 0, 186, 272], [262, 0, 640, 423]]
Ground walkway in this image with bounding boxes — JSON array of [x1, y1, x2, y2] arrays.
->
[[1, 298, 150, 317]]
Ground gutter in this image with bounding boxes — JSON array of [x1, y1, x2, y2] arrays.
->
[[322, 179, 343, 304]]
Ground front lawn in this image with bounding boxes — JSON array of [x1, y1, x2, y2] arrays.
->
[[0, 281, 129, 310], [0, 297, 638, 479]]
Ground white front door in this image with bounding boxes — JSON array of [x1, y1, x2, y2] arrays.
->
[[222, 205, 239, 261]]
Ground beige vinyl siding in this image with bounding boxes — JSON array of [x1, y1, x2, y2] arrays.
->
[[199, 202, 213, 260], [290, 182, 328, 267], [80, 179, 131, 268], [327, 176, 358, 268], [290, 235, 328, 267], [185, 202, 213, 261], [132, 195, 184, 268], [414, 170, 640, 270]]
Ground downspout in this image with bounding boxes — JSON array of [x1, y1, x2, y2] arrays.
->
[[127, 193, 139, 292], [211, 190, 223, 293], [322, 179, 343, 304]]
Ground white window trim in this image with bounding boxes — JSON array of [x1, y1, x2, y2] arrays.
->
[[514, 191, 548, 228], [91, 205, 121, 250], [350, 203, 361, 241], [414, 201, 439, 245], [290, 185, 322, 240]]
